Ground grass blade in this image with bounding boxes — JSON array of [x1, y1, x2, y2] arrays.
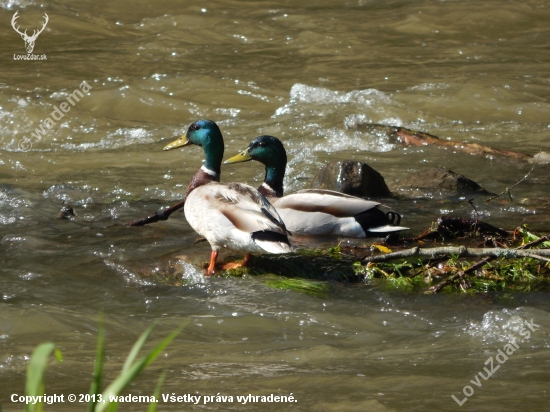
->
[[87, 316, 105, 412], [121, 322, 157, 373], [97, 321, 187, 412], [25, 342, 61, 412], [147, 369, 167, 412]]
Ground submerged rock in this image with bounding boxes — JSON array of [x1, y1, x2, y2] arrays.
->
[[530, 151, 550, 164], [393, 166, 491, 199], [310, 160, 391, 197], [58, 206, 76, 220]]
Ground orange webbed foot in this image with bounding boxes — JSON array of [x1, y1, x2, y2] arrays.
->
[[220, 253, 251, 271]]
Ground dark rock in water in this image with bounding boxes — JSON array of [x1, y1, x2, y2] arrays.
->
[[58, 206, 76, 220], [310, 161, 391, 197], [392, 166, 491, 198]]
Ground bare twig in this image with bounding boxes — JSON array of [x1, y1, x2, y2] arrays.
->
[[517, 234, 550, 250], [426, 256, 497, 293], [525, 254, 550, 263], [486, 151, 540, 202], [361, 246, 550, 265], [467, 198, 479, 222], [424, 236, 550, 293]]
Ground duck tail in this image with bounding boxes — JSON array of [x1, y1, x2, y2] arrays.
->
[[386, 211, 402, 226], [251, 230, 293, 253], [356, 209, 409, 234]]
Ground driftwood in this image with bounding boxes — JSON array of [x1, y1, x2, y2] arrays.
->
[[361, 246, 550, 265], [353, 123, 533, 160], [126, 197, 186, 226]]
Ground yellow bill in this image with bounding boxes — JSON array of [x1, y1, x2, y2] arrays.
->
[[163, 134, 192, 151], [224, 150, 252, 164]]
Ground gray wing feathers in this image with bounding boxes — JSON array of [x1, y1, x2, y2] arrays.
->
[[204, 182, 290, 235], [272, 189, 380, 217]]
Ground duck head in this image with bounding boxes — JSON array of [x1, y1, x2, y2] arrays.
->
[[225, 135, 286, 169], [164, 119, 224, 175], [225, 135, 287, 197]]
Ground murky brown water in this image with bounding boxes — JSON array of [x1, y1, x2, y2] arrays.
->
[[1, 0, 550, 411]]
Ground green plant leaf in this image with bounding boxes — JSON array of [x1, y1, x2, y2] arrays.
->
[[87, 315, 105, 412], [97, 321, 187, 412], [122, 322, 157, 374], [25, 342, 61, 412], [147, 369, 168, 412]]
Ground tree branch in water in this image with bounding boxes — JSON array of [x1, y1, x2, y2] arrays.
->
[[126, 197, 186, 226], [425, 235, 549, 293], [353, 123, 534, 160], [485, 151, 540, 202], [362, 246, 550, 265], [361, 234, 549, 293]]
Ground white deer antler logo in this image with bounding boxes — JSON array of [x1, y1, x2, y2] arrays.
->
[[11, 11, 49, 54]]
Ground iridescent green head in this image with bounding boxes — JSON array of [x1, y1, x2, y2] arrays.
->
[[225, 135, 287, 169], [225, 135, 287, 197], [164, 119, 225, 174]]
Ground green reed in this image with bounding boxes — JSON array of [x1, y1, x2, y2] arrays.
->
[[22, 318, 186, 412]]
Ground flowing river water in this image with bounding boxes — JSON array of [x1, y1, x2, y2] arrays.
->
[[1, 0, 550, 411]]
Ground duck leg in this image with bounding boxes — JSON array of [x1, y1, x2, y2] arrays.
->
[[206, 250, 219, 276], [221, 253, 251, 271]]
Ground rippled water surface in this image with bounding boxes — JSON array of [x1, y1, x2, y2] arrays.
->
[[1, 0, 550, 411]]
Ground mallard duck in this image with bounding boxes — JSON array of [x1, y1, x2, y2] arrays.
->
[[163, 121, 292, 275], [224, 135, 408, 238]]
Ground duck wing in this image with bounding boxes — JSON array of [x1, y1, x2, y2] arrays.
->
[[272, 189, 380, 217], [185, 182, 292, 253], [268, 189, 407, 237], [210, 182, 291, 235]]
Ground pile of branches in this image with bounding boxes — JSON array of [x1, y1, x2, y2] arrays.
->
[[359, 218, 550, 293]]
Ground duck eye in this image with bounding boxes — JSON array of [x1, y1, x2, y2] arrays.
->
[[259, 142, 266, 147], [190, 123, 200, 131]]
